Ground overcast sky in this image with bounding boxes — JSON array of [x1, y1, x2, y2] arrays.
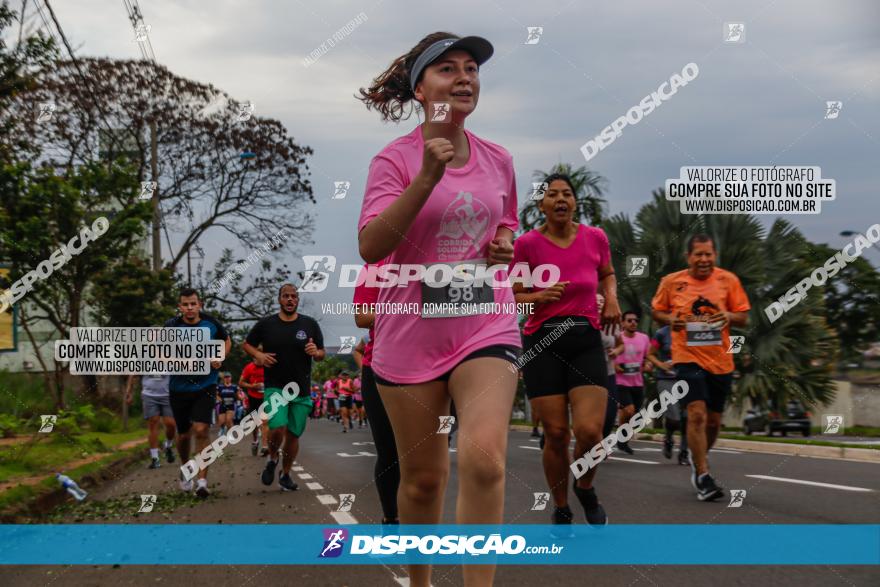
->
[[51, 0, 879, 342]]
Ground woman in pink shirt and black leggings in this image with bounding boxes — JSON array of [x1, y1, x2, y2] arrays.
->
[[512, 174, 621, 527], [357, 32, 520, 587]]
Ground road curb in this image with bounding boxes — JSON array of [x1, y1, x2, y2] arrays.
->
[[509, 425, 880, 463]]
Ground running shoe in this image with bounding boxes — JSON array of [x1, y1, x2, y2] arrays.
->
[[618, 441, 635, 455], [678, 450, 689, 466], [260, 447, 269, 457], [195, 481, 210, 499], [550, 505, 575, 538], [531, 427, 541, 438], [573, 480, 608, 526], [148, 457, 161, 469], [179, 471, 193, 492], [342, 427, 347, 433], [165, 445, 175, 463], [261, 460, 277, 486], [279, 472, 298, 492], [662, 438, 673, 459], [696, 474, 724, 502], [539, 433, 545, 450], [251, 442, 259, 456]]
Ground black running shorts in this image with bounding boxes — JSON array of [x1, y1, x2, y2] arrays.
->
[[169, 385, 216, 434], [674, 362, 732, 413], [374, 344, 520, 387], [522, 318, 608, 398]]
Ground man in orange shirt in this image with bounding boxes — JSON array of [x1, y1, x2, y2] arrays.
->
[[652, 234, 750, 502]]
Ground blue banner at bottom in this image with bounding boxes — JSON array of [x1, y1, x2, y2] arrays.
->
[[0, 525, 877, 565]]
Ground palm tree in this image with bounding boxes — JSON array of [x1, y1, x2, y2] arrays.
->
[[603, 189, 839, 409], [519, 162, 607, 232]]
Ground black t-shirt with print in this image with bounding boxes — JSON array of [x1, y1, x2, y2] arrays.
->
[[245, 313, 323, 393]]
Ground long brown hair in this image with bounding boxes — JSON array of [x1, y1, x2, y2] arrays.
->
[[357, 32, 458, 122]]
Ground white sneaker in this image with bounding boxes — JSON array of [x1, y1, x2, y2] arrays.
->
[[179, 472, 193, 492]]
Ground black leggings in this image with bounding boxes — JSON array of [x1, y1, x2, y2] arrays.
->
[[360, 365, 400, 521]]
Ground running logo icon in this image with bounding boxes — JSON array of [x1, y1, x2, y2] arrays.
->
[[727, 336, 745, 354], [727, 490, 746, 508], [824, 101, 842, 119], [319, 528, 348, 558], [626, 256, 649, 278], [430, 102, 451, 123], [338, 336, 356, 354], [138, 494, 157, 513], [37, 102, 55, 123], [337, 494, 355, 512], [530, 182, 548, 201], [134, 23, 151, 42], [38, 415, 57, 433], [139, 181, 157, 200], [525, 27, 543, 45], [300, 255, 336, 292], [723, 22, 745, 43], [823, 414, 843, 434], [437, 416, 455, 434], [237, 101, 255, 122], [332, 181, 350, 199], [531, 492, 550, 510], [436, 192, 490, 261]]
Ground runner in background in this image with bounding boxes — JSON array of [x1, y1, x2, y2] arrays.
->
[[597, 294, 624, 440], [651, 234, 750, 501], [648, 324, 689, 464], [613, 310, 651, 455], [352, 374, 366, 427], [357, 32, 520, 586], [323, 377, 338, 421], [354, 264, 400, 525], [310, 384, 322, 419], [239, 360, 267, 456], [512, 174, 621, 527], [125, 374, 175, 469], [216, 372, 238, 437], [337, 371, 355, 433]]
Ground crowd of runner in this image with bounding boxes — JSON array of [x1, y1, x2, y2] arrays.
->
[[124, 30, 752, 587]]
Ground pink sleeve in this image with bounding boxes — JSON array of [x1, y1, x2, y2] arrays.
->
[[352, 264, 379, 305], [511, 233, 530, 270], [358, 154, 408, 233], [499, 157, 519, 233]]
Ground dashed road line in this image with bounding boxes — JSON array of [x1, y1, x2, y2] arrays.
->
[[746, 474, 874, 492]]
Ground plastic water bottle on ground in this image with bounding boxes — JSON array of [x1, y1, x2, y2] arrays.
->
[[56, 473, 87, 501]]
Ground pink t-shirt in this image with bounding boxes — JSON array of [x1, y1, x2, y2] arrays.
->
[[323, 379, 337, 398], [614, 331, 651, 387], [358, 126, 521, 383], [353, 377, 362, 401], [352, 263, 381, 368], [511, 224, 611, 335]]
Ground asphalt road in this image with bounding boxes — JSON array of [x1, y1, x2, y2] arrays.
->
[[7, 417, 879, 586]]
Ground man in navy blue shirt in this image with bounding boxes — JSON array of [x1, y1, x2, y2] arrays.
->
[[165, 287, 231, 498]]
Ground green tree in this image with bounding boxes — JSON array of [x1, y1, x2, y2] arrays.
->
[[802, 243, 880, 362], [312, 355, 351, 386], [520, 162, 607, 232], [602, 189, 839, 410]]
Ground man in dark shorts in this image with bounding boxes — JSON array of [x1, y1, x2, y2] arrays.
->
[[652, 234, 750, 501], [166, 287, 231, 498], [648, 325, 689, 464], [243, 283, 325, 492]]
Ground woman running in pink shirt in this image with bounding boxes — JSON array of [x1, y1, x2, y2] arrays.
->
[[358, 32, 520, 587], [512, 174, 621, 527]]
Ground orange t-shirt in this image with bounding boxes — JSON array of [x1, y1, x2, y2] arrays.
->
[[651, 267, 750, 374]]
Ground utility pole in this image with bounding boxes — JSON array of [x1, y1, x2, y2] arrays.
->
[[150, 120, 160, 272]]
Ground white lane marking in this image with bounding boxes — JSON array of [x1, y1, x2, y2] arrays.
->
[[520, 445, 541, 450], [633, 447, 662, 452], [711, 449, 742, 454], [306, 482, 323, 490], [336, 451, 377, 457], [298, 473, 313, 480], [331, 511, 358, 524], [317, 494, 337, 505], [607, 456, 659, 465], [746, 475, 875, 492], [292, 466, 304, 472]]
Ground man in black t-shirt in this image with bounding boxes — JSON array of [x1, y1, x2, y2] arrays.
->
[[244, 283, 325, 491]]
